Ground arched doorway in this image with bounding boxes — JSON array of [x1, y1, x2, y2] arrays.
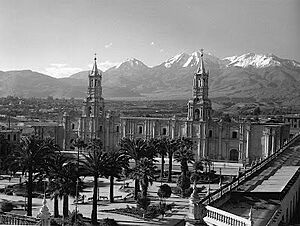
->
[[229, 149, 239, 162]]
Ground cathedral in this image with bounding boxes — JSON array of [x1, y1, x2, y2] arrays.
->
[[62, 51, 290, 165]]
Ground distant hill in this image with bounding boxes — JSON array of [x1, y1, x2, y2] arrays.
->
[[0, 52, 299, 104]]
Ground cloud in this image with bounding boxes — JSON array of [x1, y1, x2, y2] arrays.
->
[[44, 64, 82, 78], [150, 42, 155, 45], [50, 63, 67, 68], [160, 49, 164, 52], [88, 60, 119, 72], [104, 42, 113, 48]]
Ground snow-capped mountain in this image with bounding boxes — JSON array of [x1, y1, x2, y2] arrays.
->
[[0, 51, 299, 104], [223, 53, 300, 69], [164, 53, 190, 68], [108, 58, 149, 71]]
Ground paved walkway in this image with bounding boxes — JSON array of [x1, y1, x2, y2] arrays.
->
[[0, 176, 221, 225]]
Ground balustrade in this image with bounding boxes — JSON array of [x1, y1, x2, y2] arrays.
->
[[0, 212, 39, 225], [205, 205, 251, 226]]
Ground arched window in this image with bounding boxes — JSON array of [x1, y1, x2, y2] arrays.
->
[[229, 149, 239, 162], [138, 126, 143, 134], [209, 130, 213, 138], [195, 109, 200, 121], [13, 134, 17, 141], [7, 134, 10, 141], [72, 123, 75, 130]]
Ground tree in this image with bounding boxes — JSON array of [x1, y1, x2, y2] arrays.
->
[[174, 137, 194, 196], [43, 140, 65, 218], [190, 160, 204, 184], [164, 138, 178, 182], [81, 140, 109, 225], [106, 149, 129, 203], [120, 137, 151, 199], [48, 159, 79, 218], [47, 152, 70, 218], [157, 184, 172, 202], [131, 157, 157, 199], [72, 138, 87, 152], [0, 134, 9, 171], [7, 136, 55, 216], [148, 138, 167, 180], [174, 138, 194, 176]]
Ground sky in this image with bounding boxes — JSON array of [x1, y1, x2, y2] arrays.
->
[[0, 0, 299, 78]]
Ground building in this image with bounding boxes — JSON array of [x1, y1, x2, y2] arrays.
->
[[63, 56, 121, 151], [63, 51, 290, 165], [283, 114, 300, 135]]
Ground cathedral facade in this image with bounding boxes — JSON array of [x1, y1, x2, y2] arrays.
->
[[63, 52, 290, 165]]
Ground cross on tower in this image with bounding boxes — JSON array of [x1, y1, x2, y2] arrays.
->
[[200, 48, 204, 57]]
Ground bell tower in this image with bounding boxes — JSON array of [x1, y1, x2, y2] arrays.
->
[[83, 54, 104, 117], [80, 54, 105, 141], [187, 49, 212, 122]]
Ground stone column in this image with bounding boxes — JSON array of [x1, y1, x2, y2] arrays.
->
[[271, 130, 275, 155], [246, 126, 250, 164]]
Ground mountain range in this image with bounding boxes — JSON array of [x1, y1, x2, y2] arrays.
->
[[0, 52, 299, 104]]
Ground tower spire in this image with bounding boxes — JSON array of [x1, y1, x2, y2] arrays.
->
[[91, 53, 99, 76], [197, 49, 205, 74]]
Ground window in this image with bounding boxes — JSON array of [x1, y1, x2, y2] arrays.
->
[[138, 126, 143, 134], [195, 109, 200, 121], [7, 134, 10, 141], [162, 128, 167, 135], [209, 130, 213, 138], [72, 123, 75, 130], [13, 134, 17, 141], [99, 126, 103, 132], [116, 126, 119, 133], [232, 131, 238, 139]]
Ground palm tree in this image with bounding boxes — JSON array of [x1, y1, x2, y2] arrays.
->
[[47, 156, 78, 218], [120, 137, 150, 199], [43, 139, 65, 218], [190, 160, 204, 185], [81, 140, 109, 225], [7, 136, 55, 216], [46, 151, 68, 218], [174, 137, 194, 177], [174, 137, 194, 196], [106, 149, 129, 203], [161, 138, 178, 182], [149, 138, 167, 180], [131, 157, 157, 199]]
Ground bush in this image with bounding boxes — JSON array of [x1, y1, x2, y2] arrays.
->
[[100, 218, 119, 226], [157, 184, 172, 199], [0, 201, 14, 212], [182, 187, 193, 197], [137, 196, 150, 211]]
